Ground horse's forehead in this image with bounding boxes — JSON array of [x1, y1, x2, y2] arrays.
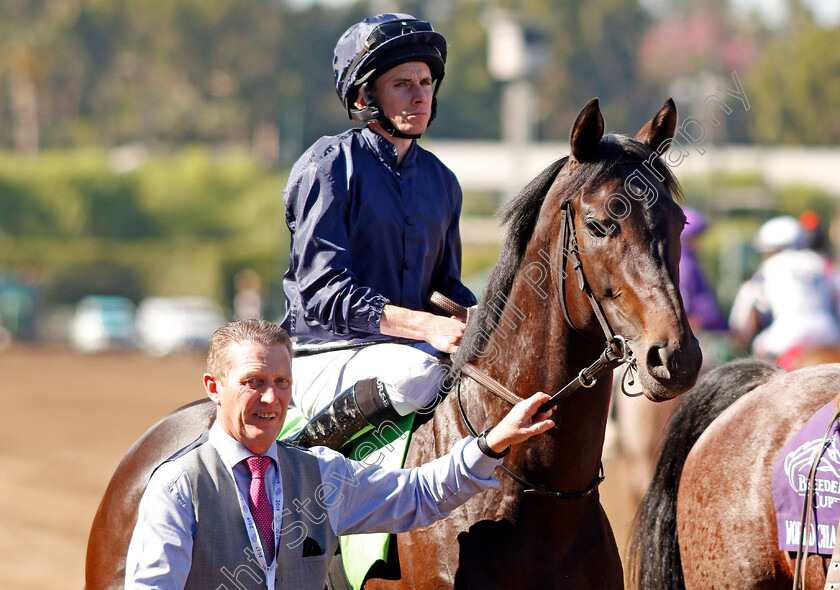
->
[[576, 168, 675, 220], [581, 175, 624, 200]]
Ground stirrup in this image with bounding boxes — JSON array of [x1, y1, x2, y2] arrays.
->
[[288, 378, 401, 449]]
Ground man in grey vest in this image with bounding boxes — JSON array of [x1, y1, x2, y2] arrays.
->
[[125, 319, 555, 589]]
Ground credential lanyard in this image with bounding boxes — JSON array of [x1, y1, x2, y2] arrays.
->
[[222, 457, 283, 589]]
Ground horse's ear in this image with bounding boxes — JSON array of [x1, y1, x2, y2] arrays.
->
[[570, 98, 604, 163], [636, 98, 677, 152]]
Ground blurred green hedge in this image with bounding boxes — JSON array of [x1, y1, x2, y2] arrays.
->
[[0, 148, 289, 315]]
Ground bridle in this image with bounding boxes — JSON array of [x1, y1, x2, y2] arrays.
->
[[540, 202, 641, 411], [444, 202, 640, 499]]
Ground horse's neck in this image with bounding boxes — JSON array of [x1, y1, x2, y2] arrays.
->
[[468, 235, 612, 492], [475, 226, 603, 391]]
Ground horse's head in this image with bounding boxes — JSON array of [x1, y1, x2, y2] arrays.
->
[[551, 98, 702, 401]]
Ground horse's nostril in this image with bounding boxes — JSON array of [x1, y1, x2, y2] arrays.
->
[[659, 347, 671, 375], [647, 343, 672, 380]]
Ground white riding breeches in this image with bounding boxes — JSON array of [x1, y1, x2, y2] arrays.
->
[[291, 342, 447, 419]]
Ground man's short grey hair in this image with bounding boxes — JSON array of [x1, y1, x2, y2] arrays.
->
[[207, 319, 292, 382]]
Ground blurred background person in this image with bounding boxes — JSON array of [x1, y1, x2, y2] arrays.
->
[[233, 269, 262, 320], [729, 215, 840, 369], [679, 207, 727, 333], [799, 209, 832, 255]]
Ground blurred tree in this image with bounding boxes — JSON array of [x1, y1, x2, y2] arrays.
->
[[637, 11, 758, 85], [272, 5, 371, 151], [0, 0, 82, 153], [3, 0, 828, 150], [634, 0, 760, 143], [78, 0, 287, 146], [0, 0, 354, 151], [0, 0, 661, 147], [485, 0, 657, 139], [403, 1, 499, 139], [747, 23, 840, 144]]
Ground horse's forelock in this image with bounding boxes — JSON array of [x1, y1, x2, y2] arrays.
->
[[598, 134, 684, 204]]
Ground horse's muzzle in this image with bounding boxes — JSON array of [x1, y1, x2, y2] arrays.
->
[[640, 335, 703, 400]]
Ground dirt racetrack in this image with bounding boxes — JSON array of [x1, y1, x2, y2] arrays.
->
[[0, 344, 638, 590]]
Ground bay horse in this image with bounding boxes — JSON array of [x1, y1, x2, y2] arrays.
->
[[628, 359, 840, 589], [86, 97, 702, 589]]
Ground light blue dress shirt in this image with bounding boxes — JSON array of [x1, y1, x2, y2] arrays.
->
[[125, 420, 502, 589]]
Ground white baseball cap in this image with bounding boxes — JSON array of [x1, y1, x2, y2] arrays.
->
[[755, 215, 806, 253]]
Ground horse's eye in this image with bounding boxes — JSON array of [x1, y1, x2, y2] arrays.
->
[[586, 219, 611, 238]]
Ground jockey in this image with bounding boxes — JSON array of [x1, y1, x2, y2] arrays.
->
[[729, 215, 840, 368], [281, 14, 477, 448]]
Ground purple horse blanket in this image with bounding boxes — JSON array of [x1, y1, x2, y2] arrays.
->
[[772, 401, 840, 555]]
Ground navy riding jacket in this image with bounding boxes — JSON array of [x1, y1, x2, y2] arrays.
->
[[281, 126, 476, 344]]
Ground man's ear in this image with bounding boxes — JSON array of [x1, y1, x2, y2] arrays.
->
[[204, 373, 222, 406], [355, 82, 377, 110]]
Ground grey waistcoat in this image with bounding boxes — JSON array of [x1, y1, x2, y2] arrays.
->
[[172, 434, 338, 589]]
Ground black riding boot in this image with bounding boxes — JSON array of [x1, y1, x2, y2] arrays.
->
[[288, 378, 402, 449]]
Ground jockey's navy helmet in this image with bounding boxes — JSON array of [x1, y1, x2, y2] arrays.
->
[[333, 14, 447, 138]]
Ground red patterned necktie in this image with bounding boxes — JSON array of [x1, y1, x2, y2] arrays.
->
[[245, 455, 275, 563]]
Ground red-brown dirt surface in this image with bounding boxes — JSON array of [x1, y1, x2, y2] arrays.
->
[[0, 344, 637, 589]]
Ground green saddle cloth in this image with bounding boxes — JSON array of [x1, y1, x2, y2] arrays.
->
[[279, 406, 414, 590]]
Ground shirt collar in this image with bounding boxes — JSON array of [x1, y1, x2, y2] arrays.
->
[[360, 126, 418, 170], [208, 420, 279, 469]]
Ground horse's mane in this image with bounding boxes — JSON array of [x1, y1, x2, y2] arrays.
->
[[455, 134, 683, 366]]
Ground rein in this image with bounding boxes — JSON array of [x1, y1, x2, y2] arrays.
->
[[455, 376, 605, 499]]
